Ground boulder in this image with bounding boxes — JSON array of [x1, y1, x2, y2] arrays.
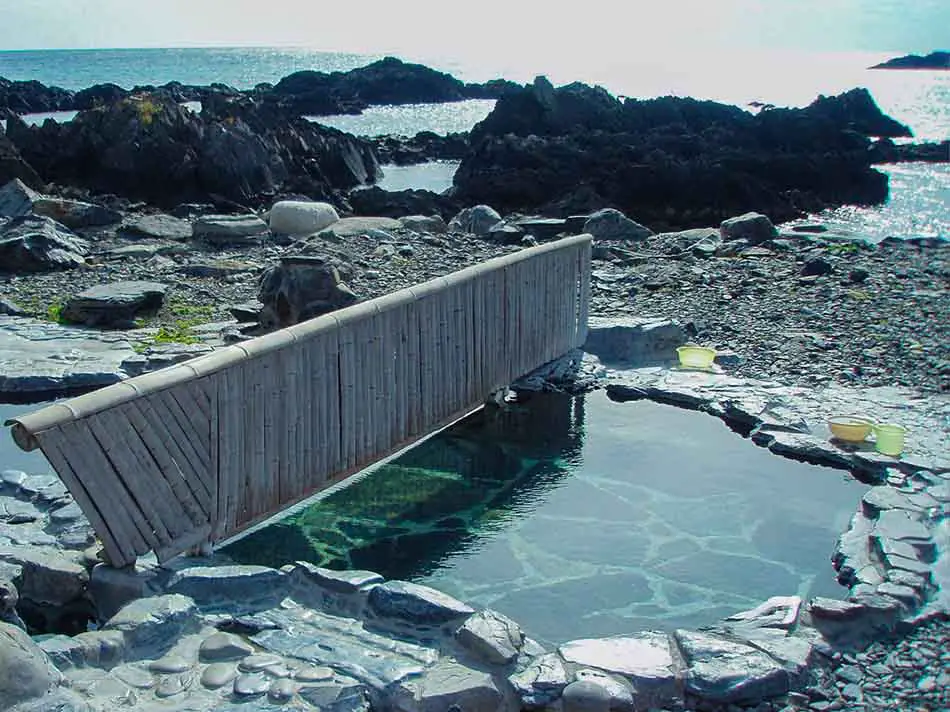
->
[[0, 578, 26, 630], [455, 609, 524, 665], [0, 298, 29, 317], [0, 135, 42, 189], [258, 255, 359, 328], [448, 204, 502, 237], [62, 280, 168, 328], [31, 197, 122, 228], [120, 213, 192, 241], [0, 178, 41, 219], [349, 187, 460, 220], [192, 214, 269, 244], [583, 208, 652, 241], [392, 660, 503, 712], [399, 214, 447, 234], [366, 580, 474, 626], [269, 200, 340, 236], [674, 630, 788, 704], [720, 212, 777, 245], [0, 215, 88, 272], [371, 131, 470, 165], [0, 621, 62, 707]]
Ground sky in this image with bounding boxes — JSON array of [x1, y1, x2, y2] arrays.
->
[[0, 0, 946, 60]]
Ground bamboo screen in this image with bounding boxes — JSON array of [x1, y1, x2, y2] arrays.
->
[[7, 235, 592, 566]]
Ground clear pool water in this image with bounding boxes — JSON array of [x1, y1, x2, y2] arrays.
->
[[225, 391, 867, 645]]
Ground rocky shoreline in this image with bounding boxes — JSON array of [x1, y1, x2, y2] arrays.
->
[[0, 55, 947, 712]]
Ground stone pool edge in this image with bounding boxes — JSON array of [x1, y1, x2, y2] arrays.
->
[[1, 321, 947, 711]]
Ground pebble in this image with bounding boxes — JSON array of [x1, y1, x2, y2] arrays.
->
[[233, 672, 271, 697], [268, 678, 297, 702], [238, 653, 284, 672], [292, 665, 334, 682], [148, 655, 193, 674], [198, 631, 254, 662], [201, 662, 238, 689]]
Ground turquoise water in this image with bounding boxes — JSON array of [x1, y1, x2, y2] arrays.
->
[[225, 392, 867, 644]]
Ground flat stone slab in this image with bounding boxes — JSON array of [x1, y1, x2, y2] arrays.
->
[[367, 580, 474, 627], [0, 316, 137, 398], [319, 216, 402, 238], [560, 633, 679, 706], [120, 213, 192, 241], [674, 629, 789, 703], [62, 280, 168, 328]]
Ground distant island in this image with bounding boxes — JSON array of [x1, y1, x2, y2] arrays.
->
[[870, 50, 949, 70]]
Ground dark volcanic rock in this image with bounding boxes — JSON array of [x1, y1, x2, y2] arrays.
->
[[0, 215, 88, 272], [0, 76, 73, 113], [0, 133, 42, 188], [871, 50, 950, 70], [454, 81, 898, 229], [263, 57, 513, 117], [870, 138, 949, 163], [371, 131, 470, 165], [6, 93, 380, 208], [72, 82, 129, 110], [349, 186, 460, 220]]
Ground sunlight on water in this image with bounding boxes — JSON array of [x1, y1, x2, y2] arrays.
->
[[808, 163, 950, 241], [311, 100, 495, 137], [374, 162, 460, 193]]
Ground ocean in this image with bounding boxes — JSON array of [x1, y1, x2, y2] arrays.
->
[[0, 46, 947, 240]]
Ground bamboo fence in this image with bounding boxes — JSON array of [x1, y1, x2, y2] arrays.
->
[[7, 235, 592, 566]]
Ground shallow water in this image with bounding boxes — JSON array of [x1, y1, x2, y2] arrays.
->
[[374, 161, 460, 194], [225, 391, 867, 644], [0, 403, 54, 474], [312, 100, 495, 138]]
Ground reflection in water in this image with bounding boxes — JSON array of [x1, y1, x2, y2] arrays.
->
[[225, 393, 586, 581], [225, 392, 867, 644]]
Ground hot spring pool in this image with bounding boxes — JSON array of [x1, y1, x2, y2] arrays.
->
[[225, 391, 867, 644]]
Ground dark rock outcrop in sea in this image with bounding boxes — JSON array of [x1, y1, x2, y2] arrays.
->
[[5, 93, 380, 209], [452, 79, 907, 230], [0, 77, 73, 114], [871, 138, 950, 163], [259, 56, 518, 117], [871, 50, 950, 70], [371, 131, 470, 165]]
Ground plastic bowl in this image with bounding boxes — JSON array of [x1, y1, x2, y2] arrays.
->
[[828, 416, 874, 442], [676, 345, 717, 370]]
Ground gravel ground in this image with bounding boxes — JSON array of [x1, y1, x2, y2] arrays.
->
[[3, 218, 947, 394]]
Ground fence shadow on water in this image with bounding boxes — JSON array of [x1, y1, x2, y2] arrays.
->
[[224, 392, 588, 580]]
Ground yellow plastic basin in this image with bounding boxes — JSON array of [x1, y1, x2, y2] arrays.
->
[[827, 416, 874, 443], [676, 345, 717, 370]]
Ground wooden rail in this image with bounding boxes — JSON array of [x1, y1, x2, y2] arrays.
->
[[6, 235, 592, 566]]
